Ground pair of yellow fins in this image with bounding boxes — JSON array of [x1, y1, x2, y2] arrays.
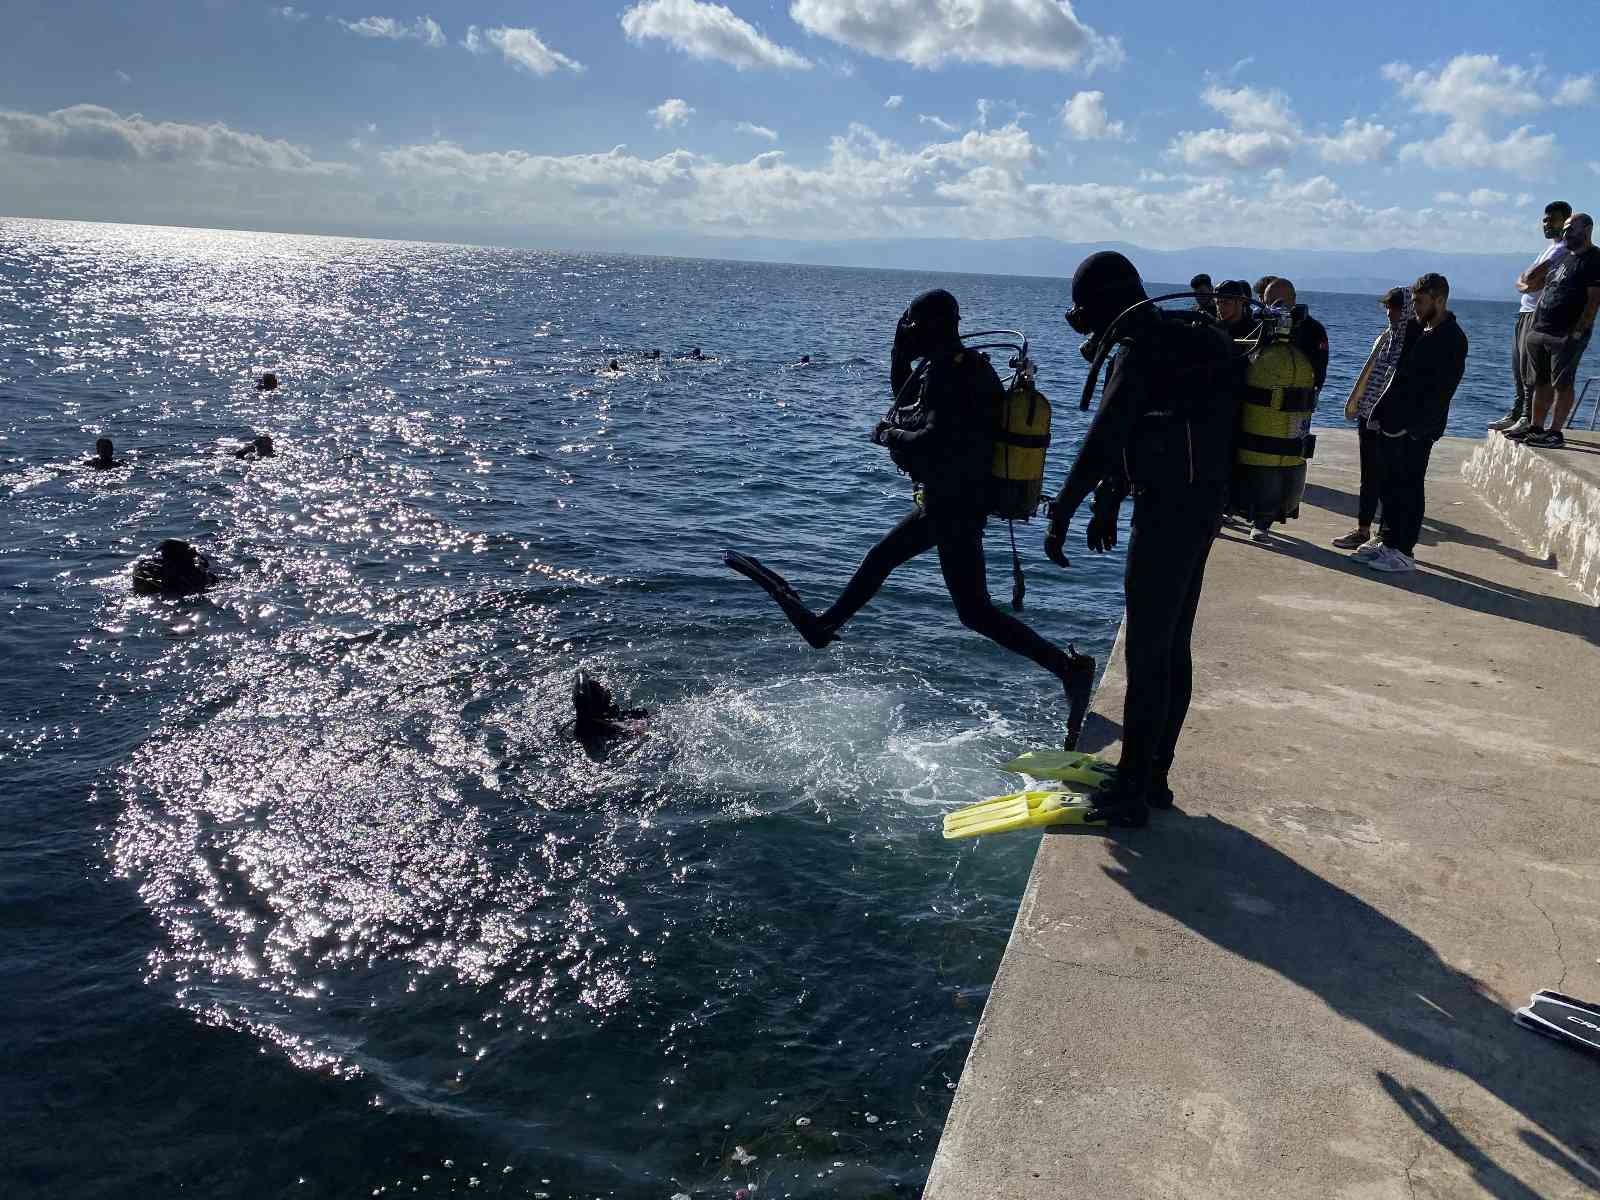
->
[[941, 750, 1119, 840]]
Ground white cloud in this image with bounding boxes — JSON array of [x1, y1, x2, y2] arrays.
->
[[1170, 127, 1296, 169], [462, 26, 583, 74], [1399, 122, 1555, 174], [271, 5, 308, 21], [735, 121, 778, 140], [1469, 187, 1508, 207], [884, 95, 904, 109], [1059, 90, 1124, 140], [1554, 75, 1596, 107], [1434, 191, 1464, 205], [114, 69, 132, 85], [620, 0, 811, 71], [1201, 84, 1298, 135], [918, 114, 959, 133], [650, 98, 694, 129], [1167, 84, 1301, 169], [336, 15, 446, 48], [0, 104, 350, 174], [1314, 118, 1394, 164], [924, 122, 1041, 170], [788, 0, 1123, 72], [1382, 56, 1542, 126]]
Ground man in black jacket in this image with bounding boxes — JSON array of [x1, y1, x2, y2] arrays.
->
[[725, 289, 1096, 744], [1362, 273, 1469, 574], [1045, 253, 1241, 826]]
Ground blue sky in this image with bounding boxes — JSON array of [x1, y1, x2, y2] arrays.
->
[[1, 1, 1595, 256]]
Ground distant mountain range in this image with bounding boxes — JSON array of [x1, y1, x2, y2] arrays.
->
[[614, 234, 1530, 303]]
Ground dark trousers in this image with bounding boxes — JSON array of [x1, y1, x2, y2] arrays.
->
[[820, 505, 1070, 681], [1377, 434, 1434, 556], [1119, 482, 1225, 796], [1357, 421, 1383, 526], [1509, 311, 1532, 421]]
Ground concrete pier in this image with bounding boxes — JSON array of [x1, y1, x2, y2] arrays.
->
[[925, 430, 1600, 1199]]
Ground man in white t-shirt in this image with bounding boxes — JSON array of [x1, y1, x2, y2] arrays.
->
[[1491, 200, 1570, 434]]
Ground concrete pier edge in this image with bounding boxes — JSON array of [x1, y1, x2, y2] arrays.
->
[[924, 429, 1600, 1199]]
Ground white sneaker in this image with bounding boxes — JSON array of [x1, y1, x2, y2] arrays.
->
[[1250, 528, 1271, 543], [1353, 538, 1385, 560], [1366, 547, 1415, 573]]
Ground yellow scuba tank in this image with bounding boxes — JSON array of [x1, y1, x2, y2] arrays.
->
[[990, 373, 1051, 519], [1230, 312, 1318, 523]]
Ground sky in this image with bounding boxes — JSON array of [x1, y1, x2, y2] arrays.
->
[[0, 1, 1595, 258]]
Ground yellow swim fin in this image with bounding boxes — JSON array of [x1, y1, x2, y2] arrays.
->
[[942, 788, 1106, 840], [1002, 749, 1118, 790]]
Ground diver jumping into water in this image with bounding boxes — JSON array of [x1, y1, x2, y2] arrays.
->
[[724, 288, 1096, 747]]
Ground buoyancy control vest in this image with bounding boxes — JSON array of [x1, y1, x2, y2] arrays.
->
[[1229, 312, 1319, 523]]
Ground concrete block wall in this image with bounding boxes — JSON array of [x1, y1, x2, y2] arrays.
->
[[1461, 434, 1600, 605]]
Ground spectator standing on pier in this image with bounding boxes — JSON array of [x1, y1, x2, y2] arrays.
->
[[1333, 286, 1412, 552], [1513, 212, 1600, 449], [1362, 273, 1468, 574], [1190, 273, 1216, 316], [1491, 200, 1570, 435]]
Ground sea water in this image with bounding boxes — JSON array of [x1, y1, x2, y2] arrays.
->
[[0, 218, 1526, 1198]]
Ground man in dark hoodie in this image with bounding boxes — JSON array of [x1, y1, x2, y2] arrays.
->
[[1046, 253, 1241, 826], [724, 288, 1097, 747], [1363, 273, 1469, 574]]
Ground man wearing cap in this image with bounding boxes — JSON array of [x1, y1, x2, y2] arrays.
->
[[1214, 279, 1254, 339], [1190, 273, 1216, 316], [1333, 286, 1413, 551]]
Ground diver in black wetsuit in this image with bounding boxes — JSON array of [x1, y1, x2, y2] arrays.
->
[[568, 670, 648, 757], [725, 288, 1095, 745], [1214, 279, 1256, 340], [132, 539, 218, 595], [1046, 253, 1241, 826], [86, 437, 126, 470]]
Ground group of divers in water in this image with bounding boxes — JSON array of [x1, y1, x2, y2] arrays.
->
[[111, 254, 1338, 830]]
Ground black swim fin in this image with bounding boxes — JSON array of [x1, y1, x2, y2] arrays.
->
[[722, 550, 838, 649], [1516, 989, 1600, 1055], [1062, 644, 1095, 750]]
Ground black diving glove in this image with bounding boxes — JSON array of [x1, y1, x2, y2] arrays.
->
[[1086, 499, 1119, 553], [870, 419, 892, 445], [1044, 503, 1072, 569]]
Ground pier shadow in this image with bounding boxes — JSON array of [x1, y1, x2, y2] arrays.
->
[[1301, 483, 1556, 571], [1103, 814, 1600, 1197]]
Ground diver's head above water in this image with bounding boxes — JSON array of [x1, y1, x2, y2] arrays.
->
[[1065, 251, 1148, 338], [572, 669, 619, 728]]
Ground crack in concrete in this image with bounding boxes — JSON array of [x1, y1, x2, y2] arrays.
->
[[1402, 1140, 1424, 1200], [1523, 872, 1570, 991]]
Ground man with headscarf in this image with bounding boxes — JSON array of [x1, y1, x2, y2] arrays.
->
[[1044, 253, 1241, 826], [1333, 286, 1413, 551]]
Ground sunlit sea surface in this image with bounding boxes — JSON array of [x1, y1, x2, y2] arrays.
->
[[0, 218, 1522, 1199]]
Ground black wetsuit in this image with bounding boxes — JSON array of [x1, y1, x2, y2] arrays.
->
[[819, 346, 1075, 682], [1054, 313, 1240, 798]]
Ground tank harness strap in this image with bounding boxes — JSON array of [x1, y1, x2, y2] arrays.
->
[[1237, 431, 1309, 458], [995, 430, 1050, 449], [1243, 385, 1317, 413]]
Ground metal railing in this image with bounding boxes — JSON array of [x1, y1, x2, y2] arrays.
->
[[1573, 377, 1600, 430]]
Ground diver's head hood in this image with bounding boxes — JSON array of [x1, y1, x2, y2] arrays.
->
[[901, 288, 961, 354], [572, 669, 618, 726], [1067, 252, 1147, 336]]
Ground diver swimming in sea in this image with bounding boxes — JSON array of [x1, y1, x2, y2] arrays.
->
[[234, 433, 275, 460], [86, 437, 126, 470], [132, 539, 219, 595], [256, 373, 279, 392], [724, 288, 1096, 746], [566, 670, 649, 757]]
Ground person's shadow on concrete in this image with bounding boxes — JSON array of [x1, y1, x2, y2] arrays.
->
[[1238, 485, 1600, 647], [1101, 813, 1600, 1198]]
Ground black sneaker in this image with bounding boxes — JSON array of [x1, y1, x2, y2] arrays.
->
[[1504, 422, 1539, 442], [1525, 429, 1565, 448], [1487, 412, 1522, 432]]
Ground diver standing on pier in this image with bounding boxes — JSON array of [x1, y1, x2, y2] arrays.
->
[[1045, 253, 1241, 826], [724, 287, 1097, 747]]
